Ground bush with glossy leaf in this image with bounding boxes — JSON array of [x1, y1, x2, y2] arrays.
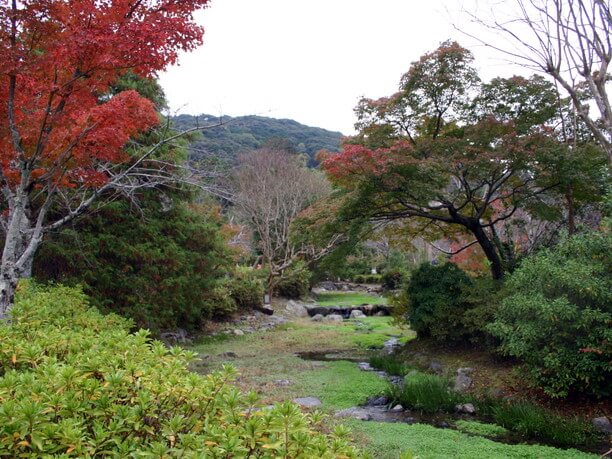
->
[[488, 230, 612, 398], [0, 283, 361, 457]]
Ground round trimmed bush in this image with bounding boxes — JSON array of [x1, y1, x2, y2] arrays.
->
[[403, 262, 473, 342]]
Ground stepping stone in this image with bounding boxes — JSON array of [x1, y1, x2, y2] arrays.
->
[[358, 362, 374, 371], [293, 397, 322, 408]]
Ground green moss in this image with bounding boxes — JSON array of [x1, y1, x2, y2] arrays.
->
[[296, 361, 389, 409], [315, 292, 388, 307], [350, 317, 414, 349], [348, 421, 597, 459], [455, 420, 509, 437]]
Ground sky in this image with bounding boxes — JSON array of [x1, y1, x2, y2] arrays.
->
[[159, 0, 528, 135]]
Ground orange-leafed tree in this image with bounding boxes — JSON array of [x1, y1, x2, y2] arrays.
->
[[0, 0, 209, 316]]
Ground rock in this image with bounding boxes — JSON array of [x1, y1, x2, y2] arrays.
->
[[318, 281, 337, 291], [311, 314, 324, 322], [455, 403, 476, 414], [233, 329, 244, 336], [269, 316, 287, 324], [365, 395, 390, 406], [358, 362, 374, 371], [335, 407, 372, 421], [454, 373, 473, 392], [285, 300, 309, 318], [293, 397, 322, 408], [454, 368, 474, 392], [390, 404, 404, 412], [220, 351, 237, 358], [273, 379, 292, 387], [159, 328, 192, 345], [350, 309, 367, 319], [383, 337, 400, 354], [389, 376, 404, 386], [375, 310, 387, 316], [436, 421, 451, 429], [257, 305, 274, 316], [324, 314, 344, 322], [243, 327, 256, 334], [428, 360, 444, 374], [592, 416, 612, 435]]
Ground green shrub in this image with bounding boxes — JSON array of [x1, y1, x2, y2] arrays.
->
[[228, 267, 265, 310], [402, 262, 474, 342], [388, 372, 463, 413], [363, 274, 382, 284], [488, 230, 612, 398], [369, 354, 409, 376], [203, 280, 238, 318], [0, 283, 361, 457], [34, 199, 234, 333], [490, 401, 594, 447], [381, 269, 407, 290], [354, 274, 366, 284], [276, 261, 312, 299]]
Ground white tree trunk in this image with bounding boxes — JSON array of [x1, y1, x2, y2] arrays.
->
[[0, 191, 41, 319]]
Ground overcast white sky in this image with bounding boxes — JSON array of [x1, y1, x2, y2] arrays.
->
[[159, 0, 528, 134]]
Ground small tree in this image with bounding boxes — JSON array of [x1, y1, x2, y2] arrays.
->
[[232, 147, 334, 297], [0, 0, 210, 317]]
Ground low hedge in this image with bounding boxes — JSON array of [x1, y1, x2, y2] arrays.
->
[[0, 282, 361, 457]]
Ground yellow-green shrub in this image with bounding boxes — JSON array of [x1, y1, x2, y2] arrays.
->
[[0, 283, 361, 457]]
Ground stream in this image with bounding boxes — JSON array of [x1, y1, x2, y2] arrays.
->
[[295, 339, 607, 456]]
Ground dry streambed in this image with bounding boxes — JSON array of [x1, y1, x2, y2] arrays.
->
[[188, 299, 601, 458]]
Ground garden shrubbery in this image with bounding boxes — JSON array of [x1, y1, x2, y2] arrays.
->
[[393, 262, 500, 344], [488, 230, 612, 398], [34, 198, 236, 333], [0, 283, 360, 457], [381, 269, 407, 290], [228, 266, 265, 310], [276, 261, 312, 299]]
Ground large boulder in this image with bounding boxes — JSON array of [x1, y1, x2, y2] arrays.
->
[[284, 300, 309, 318], [350, 309, 367, 319], [592, 416, 612, 435], [324, 314, 344, 322]]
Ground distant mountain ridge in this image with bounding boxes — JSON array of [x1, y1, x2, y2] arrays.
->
[[172, 114, 344, 166]]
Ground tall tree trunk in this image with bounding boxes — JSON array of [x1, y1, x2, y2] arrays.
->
[[566, 185, 576, 235], [0, 200, 25, 319], [470, 224, 505, 280]]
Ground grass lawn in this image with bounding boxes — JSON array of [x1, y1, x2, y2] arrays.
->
[[189, 317, 598, 458], [348, 421, 596, 459], [315, 291, 388, 306]]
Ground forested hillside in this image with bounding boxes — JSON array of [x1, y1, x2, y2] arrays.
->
[[172, 114, 343, 166]]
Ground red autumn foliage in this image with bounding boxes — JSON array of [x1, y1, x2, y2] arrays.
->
[[0, 0, 209, 188]]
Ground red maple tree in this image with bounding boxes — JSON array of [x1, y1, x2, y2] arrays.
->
[[0, 0, 209, 315]]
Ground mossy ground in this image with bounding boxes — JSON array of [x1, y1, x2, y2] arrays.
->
[[348, 421, 595, 459], [189, 316, 598, 458], [314, 291, 388, 306]]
